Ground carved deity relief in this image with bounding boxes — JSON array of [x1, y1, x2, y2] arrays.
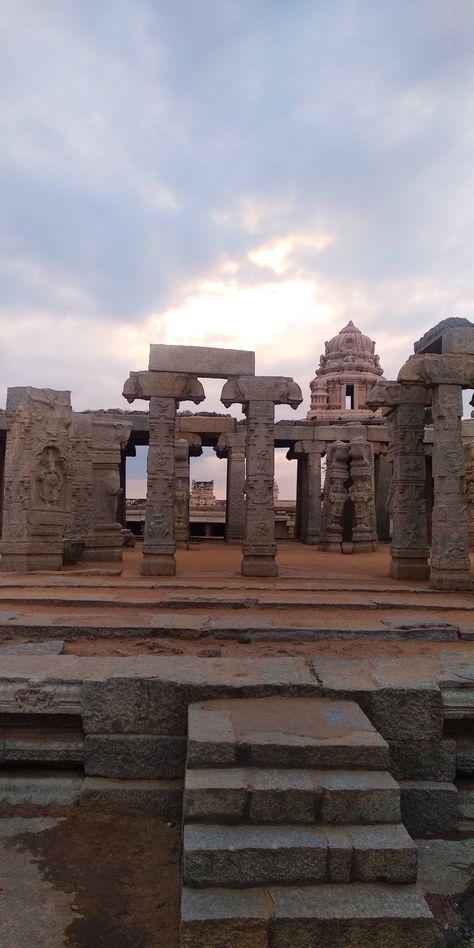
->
[[36, 446, 66, 506]]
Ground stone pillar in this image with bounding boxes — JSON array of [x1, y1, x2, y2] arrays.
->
[[123, 370, 205, 575], [0, 387, 72, 571], [293, 441, 322, 544], [319, 441, 349, 552], [117, 449, 127, 528], [221, 376, 302, 576], [83, 418, 132, 561], [348, 436, 378, 552], [464, 442, 474, 550], [0, 429, 5, 535], [174, 435, 202, 549], [374, 452, 391, 541], [293, 455, 306, 541], [66, 413, 93, 547], [430, 384, 471, 589], [216, 431, 246, 544]]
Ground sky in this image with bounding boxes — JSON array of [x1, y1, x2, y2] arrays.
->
[[1, 0, 474, 497]]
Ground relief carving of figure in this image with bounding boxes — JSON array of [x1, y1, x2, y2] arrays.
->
[[36, 446, 65, 506]]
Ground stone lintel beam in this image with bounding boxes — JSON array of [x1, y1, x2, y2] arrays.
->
[[221, 376, 303, 409], [178, 432, 202, 456], [443, 327, 474, 354], [367, 380, 428, 409], [398, 354, 474, 387], [293, 440, 325, 455], [122, 371, 205, 404], [149, 343, 255, 378], [214, 430, 246, 459]]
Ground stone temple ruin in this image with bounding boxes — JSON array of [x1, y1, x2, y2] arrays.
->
[[2, 318, 474, 945]]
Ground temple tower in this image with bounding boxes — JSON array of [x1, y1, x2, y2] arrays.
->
[[307, 321, 384, 422]]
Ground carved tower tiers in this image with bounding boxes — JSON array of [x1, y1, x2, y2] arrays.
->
[[307, 321, 384, 422]]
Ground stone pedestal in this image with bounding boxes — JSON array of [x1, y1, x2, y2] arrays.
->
[[349, 436, 378, 552], [319, 441, 349, 552], [430, 385, 471, 589], [216, 431, 246, 544], [293, 441, 322, 544], [221, 376, 302, 577], [0, 387, 72, 571], [123, 369, 205, 575]]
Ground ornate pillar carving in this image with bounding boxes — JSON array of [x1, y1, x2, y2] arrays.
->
[[221, 376, 302, 576], [123, 370, 204, 575], [174, 434, 202, 548], [464, 442, 474, 551], [216, 430, 246, 544], [431, 384, 471, 589], [348, 436, 378, 552], [319, 441, 350, 552], [0, 387, 72, 571]]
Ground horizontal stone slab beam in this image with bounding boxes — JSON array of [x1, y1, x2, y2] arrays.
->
[[367, 381, 428, 409], [398, 354, 474, 387], [221, 376, 303, 408], [122, 371, 205, 403], [149, 344, 255, 378]]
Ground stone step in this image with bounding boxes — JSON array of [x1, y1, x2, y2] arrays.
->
[[187, 697, 389, 771], [180, 883, 436, 947], [184, 767, 401, 825], [0, 768, 83, 807], [0, 727, 84, 766], [183, 822, 417, 888]]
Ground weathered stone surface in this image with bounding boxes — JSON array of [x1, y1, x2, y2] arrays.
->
[[389, 739, 456, 781], [1, 729, 84, 765], [415, 316, 473, 354], [400, 781, 458, 835], [184, 768, 318, 824], [270, 883, 437, 948], [417, 837, 474, 895], [180, 887, 268, 948], [186, 697, 389, 771], [81, 659, 321, 736], [183, 822, 417, 887], [398, 353, 474, 386], [216, 431, 246, 544], [349, 436, 378, 552], [319, 441, 349, 552], [0, 771, 83, 807], [84, 734, 186, 779], [183, 823, 328, 887], [79, 776, 182, 819], [457, 786, 474, 820], [321, 770, 400, 824], [149, 344, 255, 378], [368, 686, 443, 741], [221, 376, 302, 408], [0, 639, 64, 655], [123, 371, 206, 402], [455, 738, 474, 774], [0, 387, 72, 572], [443, 326, 474, 355]]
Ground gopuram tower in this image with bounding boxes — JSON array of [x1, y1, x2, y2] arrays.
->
[[307, 321, 384, 422]]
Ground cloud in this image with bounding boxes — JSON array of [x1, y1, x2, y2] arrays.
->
[[1, 0, 474, 494]]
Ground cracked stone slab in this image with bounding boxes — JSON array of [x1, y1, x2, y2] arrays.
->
[[0, 640, 65, 655]]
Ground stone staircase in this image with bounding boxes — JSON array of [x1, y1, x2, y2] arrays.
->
[[180, 696, 438, 947]]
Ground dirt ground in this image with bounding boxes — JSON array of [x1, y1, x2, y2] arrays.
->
[[5, 811, 181, 948]]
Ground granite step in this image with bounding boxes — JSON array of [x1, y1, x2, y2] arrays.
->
[[0, 768, 83, 807], [184, 767, 401, 825], [180, 883, 437, 948], [0, 727, 84, 766], [187, 697, 389, 771], [183, 822, 417, 888]]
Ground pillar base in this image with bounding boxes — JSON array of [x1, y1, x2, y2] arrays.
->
[[319, 541, 342, 553], [0, 553, 63, 572], [352, 540, 379, 554], [141, 553, 176, 576], [241, 555, 278, 577], [390, 558, 430, 581], [430, 567, 472, 591]]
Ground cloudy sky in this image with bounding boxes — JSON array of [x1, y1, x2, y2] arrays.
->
[[1, 1, 473, 496]]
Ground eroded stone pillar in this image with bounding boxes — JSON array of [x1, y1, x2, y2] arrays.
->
[[374, 452, 391, 541], [221, 376, 302, 576], [0, 387, 72, 571], [349, 436, 378, 552], [431, 384, 471, 589], [216, 430, 246, 544], [85, 419, 132, 561], [319, 441, 349, 552], [174, 434, 202, 548], [123, 370, 205, 575], [464, 442, 474, 551], [293, 441, 322, 544]]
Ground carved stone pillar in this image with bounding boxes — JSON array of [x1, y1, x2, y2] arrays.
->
[[216, 431, 246, 544], [319, 441, 349, 552], [174, 434, 202, 549], [123, 370, 205, 575], [66, 413, 93, 547], [84, 419, 132, 561], [221, 376, 302, 576], [464, 442, 474, 551], [348, 436, 378, 552], [293, 441, 322, 544], [368, 380, 429, 580], [374, 452, 391, 541], [0, 387, 72, 571], [431, 384, 471, 589]]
